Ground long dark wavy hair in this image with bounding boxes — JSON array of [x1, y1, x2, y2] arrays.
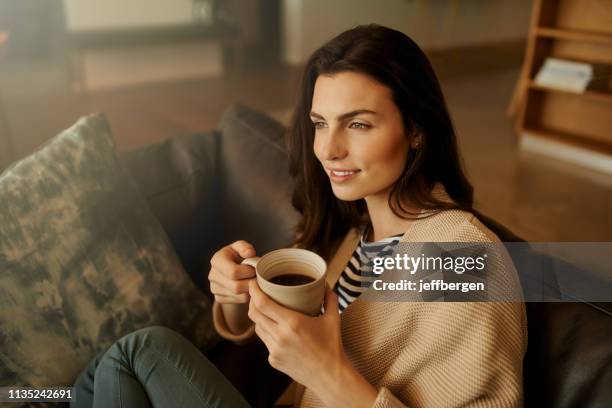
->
[[287, 24, 474, 261]]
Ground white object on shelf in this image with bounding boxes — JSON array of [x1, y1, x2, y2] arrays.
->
[[534, 58, 594, 93]]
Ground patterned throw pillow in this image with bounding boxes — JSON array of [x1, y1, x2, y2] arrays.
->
[[0, 114, 219, 389]]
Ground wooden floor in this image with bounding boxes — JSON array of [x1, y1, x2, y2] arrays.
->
[[1, 42, 611, 241]]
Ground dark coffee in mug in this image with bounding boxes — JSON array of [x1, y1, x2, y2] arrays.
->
[[269, 273, 315, 286], [242, 248, 327, 315]]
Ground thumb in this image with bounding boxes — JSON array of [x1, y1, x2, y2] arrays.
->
[[323, 284, 339, 316]]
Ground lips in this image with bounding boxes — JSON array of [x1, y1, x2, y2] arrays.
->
[[330, 170, 359, 176], [326, 168, 361, 183]]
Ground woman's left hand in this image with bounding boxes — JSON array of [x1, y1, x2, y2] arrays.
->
[[247, 280, 347, 392]]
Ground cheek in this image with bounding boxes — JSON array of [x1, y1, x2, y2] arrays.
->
[[361, 136, 409, 171], [312, 134, 323, 162]]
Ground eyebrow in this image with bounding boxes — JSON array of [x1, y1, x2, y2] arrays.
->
[[309, 109, 377, 121]]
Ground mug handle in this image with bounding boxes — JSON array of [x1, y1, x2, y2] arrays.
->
[[222, 256, 261, 335], [241, 257, 260, 269]]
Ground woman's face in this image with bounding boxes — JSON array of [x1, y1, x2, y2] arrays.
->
[[311, 71, 415, 202]]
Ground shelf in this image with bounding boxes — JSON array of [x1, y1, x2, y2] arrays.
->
[[528, 81, 612, 104], [520, 128, 612, 176], [521, 127, 612, 157], [521, 87, 612, 148], [551, 54, 612, 67], [536, 27, 612, 45]]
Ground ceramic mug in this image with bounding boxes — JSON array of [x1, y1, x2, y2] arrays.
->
[[242, 248, 327, 316]]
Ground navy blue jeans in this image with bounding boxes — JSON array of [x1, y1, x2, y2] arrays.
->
[[72, 326, 253, 408]]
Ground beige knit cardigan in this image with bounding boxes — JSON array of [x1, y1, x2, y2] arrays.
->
[[212, 189, 528, 407]]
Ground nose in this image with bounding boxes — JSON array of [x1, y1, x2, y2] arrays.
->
[[315, 129, 348, 162]]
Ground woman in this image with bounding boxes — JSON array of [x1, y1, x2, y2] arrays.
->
[[73, 24, 526, 407]]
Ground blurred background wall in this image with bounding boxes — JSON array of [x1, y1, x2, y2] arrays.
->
[[63, 0, 197, 29], [1, 0, 611, 241], [281, 0, 531, 65]]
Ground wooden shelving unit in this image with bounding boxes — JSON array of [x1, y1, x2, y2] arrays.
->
[[528, 80, 612, 104], [535, 27, 612, 44], [510, 0, 612, 166]]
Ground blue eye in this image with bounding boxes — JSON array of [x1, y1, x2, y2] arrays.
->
[[349, 122, 369, 129], [312, 121, 327, 129]]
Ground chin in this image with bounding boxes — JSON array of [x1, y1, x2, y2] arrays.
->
[[330, 186, 366, 202]]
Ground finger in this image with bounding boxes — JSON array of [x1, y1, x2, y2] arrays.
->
[[214, 294, 248, 304], [254, 321, 277, 350], [209, 272, 252, 296], [228, 240, 256, 260], [211, 257, 257, 281], [249, 299, 280, 346], [210, 281, 249, 303], [323, 283, 339, 316], [248, 297, 279, 331], [248, 280, 295, 323]]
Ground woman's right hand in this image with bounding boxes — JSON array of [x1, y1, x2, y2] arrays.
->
[[208, 240, 257, 305]]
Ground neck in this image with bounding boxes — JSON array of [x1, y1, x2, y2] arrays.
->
[[363, 192, 420, 242]]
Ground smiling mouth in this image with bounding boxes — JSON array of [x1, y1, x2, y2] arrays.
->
[[330, 170, 359, 176], [328, 169, 361, 183]]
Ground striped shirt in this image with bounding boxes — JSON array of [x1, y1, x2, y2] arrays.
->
[[334, 225, 404, 313]]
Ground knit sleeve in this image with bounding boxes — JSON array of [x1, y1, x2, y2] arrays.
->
[[372, 302, 526, 408], [212, 301, 256, 345]]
